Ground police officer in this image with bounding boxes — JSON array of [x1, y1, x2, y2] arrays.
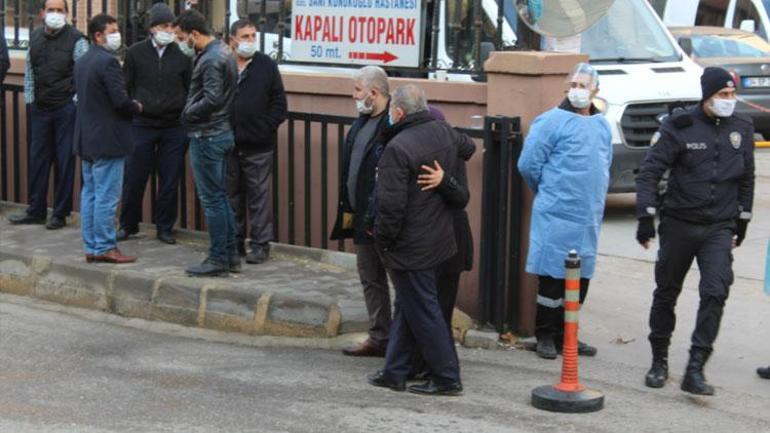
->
[[636, 67, 755, 396]]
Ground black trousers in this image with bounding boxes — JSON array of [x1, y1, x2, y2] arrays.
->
[[535, 276, 590, 341], [26, 102, 76, 220], [383, 268, 460, 383], [119, 125, 188, 233], [410, 268, 461, 375], [649, 217, 734, 352]]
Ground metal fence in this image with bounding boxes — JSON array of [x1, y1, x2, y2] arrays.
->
[[2, 0, 520, 73], [1, 81, 526, 331]]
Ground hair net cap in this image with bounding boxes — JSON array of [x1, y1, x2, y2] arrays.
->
[[568, 63, 600, 90]]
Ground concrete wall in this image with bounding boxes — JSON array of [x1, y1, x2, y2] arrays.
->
[[1, 48, 585, 334]]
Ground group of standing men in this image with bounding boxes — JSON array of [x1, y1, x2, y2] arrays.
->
[[6, 0, 287, 275]]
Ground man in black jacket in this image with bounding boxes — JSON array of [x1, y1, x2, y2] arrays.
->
[[636, 67, 755, 395], [0, 32, 9, 93], [8, 0, 88, 230], [175, 10, 239, 277], [74, 14, 142, 264], [226, 19, 287, 264], [331, 66, 392, 357], [117, 3, 192, 245], [367, 85, 463, 396]]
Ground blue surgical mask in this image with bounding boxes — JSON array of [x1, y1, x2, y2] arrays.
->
[[388, 110, 397, 127]]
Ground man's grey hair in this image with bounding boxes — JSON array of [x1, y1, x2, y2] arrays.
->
[[390, 85, 428, 115], [352, 66, 390, 97]]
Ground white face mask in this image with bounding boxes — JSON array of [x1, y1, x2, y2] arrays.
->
[[236, 41, 259, 59], [355, 95, 374, 114], [44, 12, 66, 30], [153, 30, 176, 47], [177, 39, 195, 57], [105, 32, 122, 51], [567, 87, 592, 109], [710, 97, 737, 117]]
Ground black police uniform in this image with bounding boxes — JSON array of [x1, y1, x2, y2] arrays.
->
[[636, 105, 755, 354]]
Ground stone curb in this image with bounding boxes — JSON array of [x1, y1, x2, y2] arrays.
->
[[0, 248, 356, 339]]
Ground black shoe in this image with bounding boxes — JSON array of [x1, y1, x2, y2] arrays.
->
[[186, 259, 229, 277], [645, 361, 669, 388], [367, 370, 405, 391], [157, 231, 176, 245], [645, 344, 669, 388], [681, 348, 715, 396], [246, 244, 269, 264], [757, 366, 770, 379], [229, 255, 242, 273], [408, 379, 463, 396], [45, 216, 66, 230], [536, 335, 558, 360], [116, 227, 137, 242], [237, 241, 247, 257], [578, 341, 598, 357], [8, 213, 45, 225]]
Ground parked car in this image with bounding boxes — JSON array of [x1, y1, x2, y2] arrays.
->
[[671, 26, 770, 137]]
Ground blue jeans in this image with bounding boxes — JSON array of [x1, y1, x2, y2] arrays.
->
[[189, 132, 237, 264], [81, 158, 125, 255], [27, 102, 77, 219]]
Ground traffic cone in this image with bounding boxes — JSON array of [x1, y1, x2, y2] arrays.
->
[[531, 250, 604, 413]]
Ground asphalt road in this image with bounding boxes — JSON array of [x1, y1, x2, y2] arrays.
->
[[0, 287, 768, 433]]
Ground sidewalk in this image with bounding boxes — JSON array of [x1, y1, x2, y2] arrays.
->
[[0, 202, 371, 339]]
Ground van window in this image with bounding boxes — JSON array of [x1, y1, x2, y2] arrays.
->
[[649, 0, 668, 17], [444, 0, 498, 69], [695, 0, 729, 26], [733, 0, 766, 38], [583, 0, 679, 62]]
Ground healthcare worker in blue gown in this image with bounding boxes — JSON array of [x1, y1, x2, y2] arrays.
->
[[518, 63, 613, 360]]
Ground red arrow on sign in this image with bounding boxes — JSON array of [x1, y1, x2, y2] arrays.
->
[[348, 51, 399, 64]]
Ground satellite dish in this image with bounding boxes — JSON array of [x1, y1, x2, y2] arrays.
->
[[516, 0, 617, 38]]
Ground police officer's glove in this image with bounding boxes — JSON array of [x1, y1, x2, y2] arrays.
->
[[735, 218, 749, 247], [636, 217, 656, 246]]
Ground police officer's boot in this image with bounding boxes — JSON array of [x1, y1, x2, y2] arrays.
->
[[644, 344, 668, 388], [681, 347, 715, 396]]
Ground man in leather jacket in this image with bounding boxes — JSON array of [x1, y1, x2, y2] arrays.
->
[[174, 9, 240, 277]]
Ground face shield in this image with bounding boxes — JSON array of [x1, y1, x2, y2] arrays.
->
[[566, 62, 600, 91]]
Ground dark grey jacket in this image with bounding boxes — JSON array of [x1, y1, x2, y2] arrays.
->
[[73, 45, 141, 160], [182, 39, 237, 137], [375, 110, 471, 271]]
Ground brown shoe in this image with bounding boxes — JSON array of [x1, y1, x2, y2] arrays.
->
[[85, 254, 94, 263], [92, 249, 137, 264], [342, 339, 386, 357]]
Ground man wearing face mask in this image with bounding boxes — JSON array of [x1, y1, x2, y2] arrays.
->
[[116, 3, 193, 245], [174, 10, 239, 277], [331, 66, 392, 357], [636, 67, 755, 396], [226, 19, 287, 264], [518, 63, 612, 361], [73, 14, 143, 264], [8, 0, 88, 230]]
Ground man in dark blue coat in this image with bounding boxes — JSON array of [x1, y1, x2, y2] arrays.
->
[[74, 14, 142, 264], [636, 67, 755, 395]]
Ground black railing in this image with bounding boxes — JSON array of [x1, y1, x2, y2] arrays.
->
[[478, 116, 523, 333], [3, 0, 515, 74]]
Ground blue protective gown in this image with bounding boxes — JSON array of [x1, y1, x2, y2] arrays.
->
[[518, 106, 613, 279]]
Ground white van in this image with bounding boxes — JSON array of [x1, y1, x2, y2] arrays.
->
[[653, 0, 770, 39], [234, 0, 703, 192]]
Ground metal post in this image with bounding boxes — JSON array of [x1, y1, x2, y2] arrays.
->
[[304, 117, 312, 247], [472, 0, 482, 68], [428, 0, 440, 70], [321, 122, 329, 250], [506, 120, 523, 330], [259, 0, 267, 53]]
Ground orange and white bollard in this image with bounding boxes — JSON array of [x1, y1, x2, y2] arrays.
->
[[531, 250, 604, 413]]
